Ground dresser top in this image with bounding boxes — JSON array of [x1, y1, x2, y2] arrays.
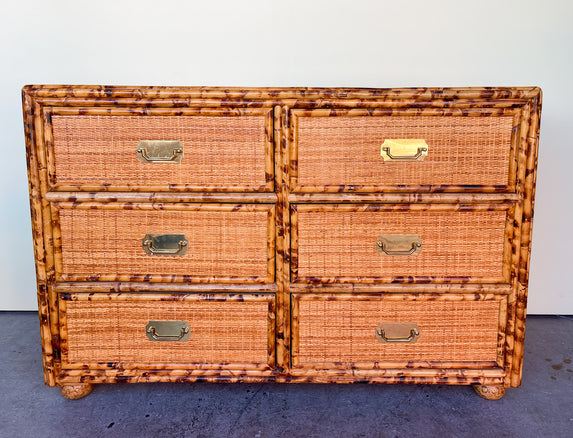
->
[[22, 85, 541, 103]]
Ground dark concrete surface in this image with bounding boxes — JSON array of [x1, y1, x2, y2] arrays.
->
[[0, 312, 571, 438]]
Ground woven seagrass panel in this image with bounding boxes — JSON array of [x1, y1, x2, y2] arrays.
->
[[63, 298, 270, 365], [295, 115, 514, 188], [57, 208, 271, 280], [51, 114, 268, 189], [295, 209, 506, 280], [295, 297, 501, 365]]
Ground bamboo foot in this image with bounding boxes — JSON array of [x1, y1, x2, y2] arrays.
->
[[60, 383, 93, 400], [472, 384, 506, 400]]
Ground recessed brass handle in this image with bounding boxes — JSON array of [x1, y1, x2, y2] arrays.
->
[[376, 235, 422, 256], [380, 139, 428, 161], [142, 233, 188, 256], [145, 321, 191, 342], [136, 140, 183, 163], [375, 323, 420, 343]]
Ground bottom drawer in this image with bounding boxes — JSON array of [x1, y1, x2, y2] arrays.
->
[[292, 294, 506, 369], [60, 293, 275, 370]]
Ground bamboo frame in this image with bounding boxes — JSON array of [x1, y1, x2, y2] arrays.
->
[[22, 85, 541, 395]]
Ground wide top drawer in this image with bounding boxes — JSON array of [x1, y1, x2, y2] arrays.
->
[[290, 108, 520, 192], [44, 107, 274, 192]]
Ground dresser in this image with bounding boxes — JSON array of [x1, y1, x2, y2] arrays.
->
[[22, 86, 541, 400]]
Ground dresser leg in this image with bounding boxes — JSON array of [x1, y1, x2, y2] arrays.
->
[[60, 383, 93, 400], [472, 384, 506, 400]]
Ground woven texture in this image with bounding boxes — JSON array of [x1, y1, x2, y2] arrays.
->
[[296, 298, 500, 364], [296, 210, 506, 279], [51, 115, 268, 187], [296, 115, 513, 187], [58, 209, 270, 278], [64, 299, 269, 364]]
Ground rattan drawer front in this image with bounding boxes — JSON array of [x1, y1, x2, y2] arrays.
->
[[292, 294, 506, 368], [60, 293, 274, 369], [47, 107, 273, 191], [292, 204, 511, 283], [53, 203, 275, 283], [291, 109, 517, 192]]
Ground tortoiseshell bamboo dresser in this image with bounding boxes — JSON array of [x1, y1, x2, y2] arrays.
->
[[22, 86, 541, 400]]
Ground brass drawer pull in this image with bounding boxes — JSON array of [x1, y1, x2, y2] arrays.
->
[[146, 321, 191, 341], [376, 235, 422, 255], [375, 323, 420, 343], [142, 233, 188, 256], [136, 140, 184, 163], [380, 139, 428, 161]]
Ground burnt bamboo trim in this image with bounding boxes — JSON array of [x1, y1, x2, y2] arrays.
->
[[51, 185, 272, 193], [278, 105, 291, 371], [503, 104, 530, 386], [32, 97, 533, 111], [23, 85, 541, 101], [292, 184, 511, 194], [291, 108, 521, 117], [60, 292, 275, 302], [45, 192, 278, 204], [34, 99, 62, 385], [42, 107, 56, 191], [508, 112, 522, 190], [52, 201, 276, 212], [502, 204, 516, 282], [23, 91, 55, 386], [273, 106, 285, 371], [53, 282, 278, 293], [288, 193, 520, 204], [288, 283, 512, 294], [55, 372, 505, 386], [294, 362, 500, 371], [511, 92, 542, 387], [497, 296, 508, 367], [292, 203, 514, 212], [48, 106, 275, 116], [292, 293, 513, 302]]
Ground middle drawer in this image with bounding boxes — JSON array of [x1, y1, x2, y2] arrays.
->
[[291, 203, 513, 283], [52, 202, 275, 283]]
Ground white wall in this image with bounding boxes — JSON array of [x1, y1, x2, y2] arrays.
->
[[1, 0, 571, 313]]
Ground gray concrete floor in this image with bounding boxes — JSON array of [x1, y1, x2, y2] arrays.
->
[[0, 312, 571, 438]]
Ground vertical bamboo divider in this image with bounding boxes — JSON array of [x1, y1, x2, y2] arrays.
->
[[279, 105, 292, 370], [274, 105, 286, 370]]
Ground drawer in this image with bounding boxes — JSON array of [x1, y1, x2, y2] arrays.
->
[[292, 293, 506, 368], [45, 107, 273, 191], [291, 204, 512, 283], [52, 203, 275, 283], [290, 108, 519, 192], [60, 293, 275, 369]]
